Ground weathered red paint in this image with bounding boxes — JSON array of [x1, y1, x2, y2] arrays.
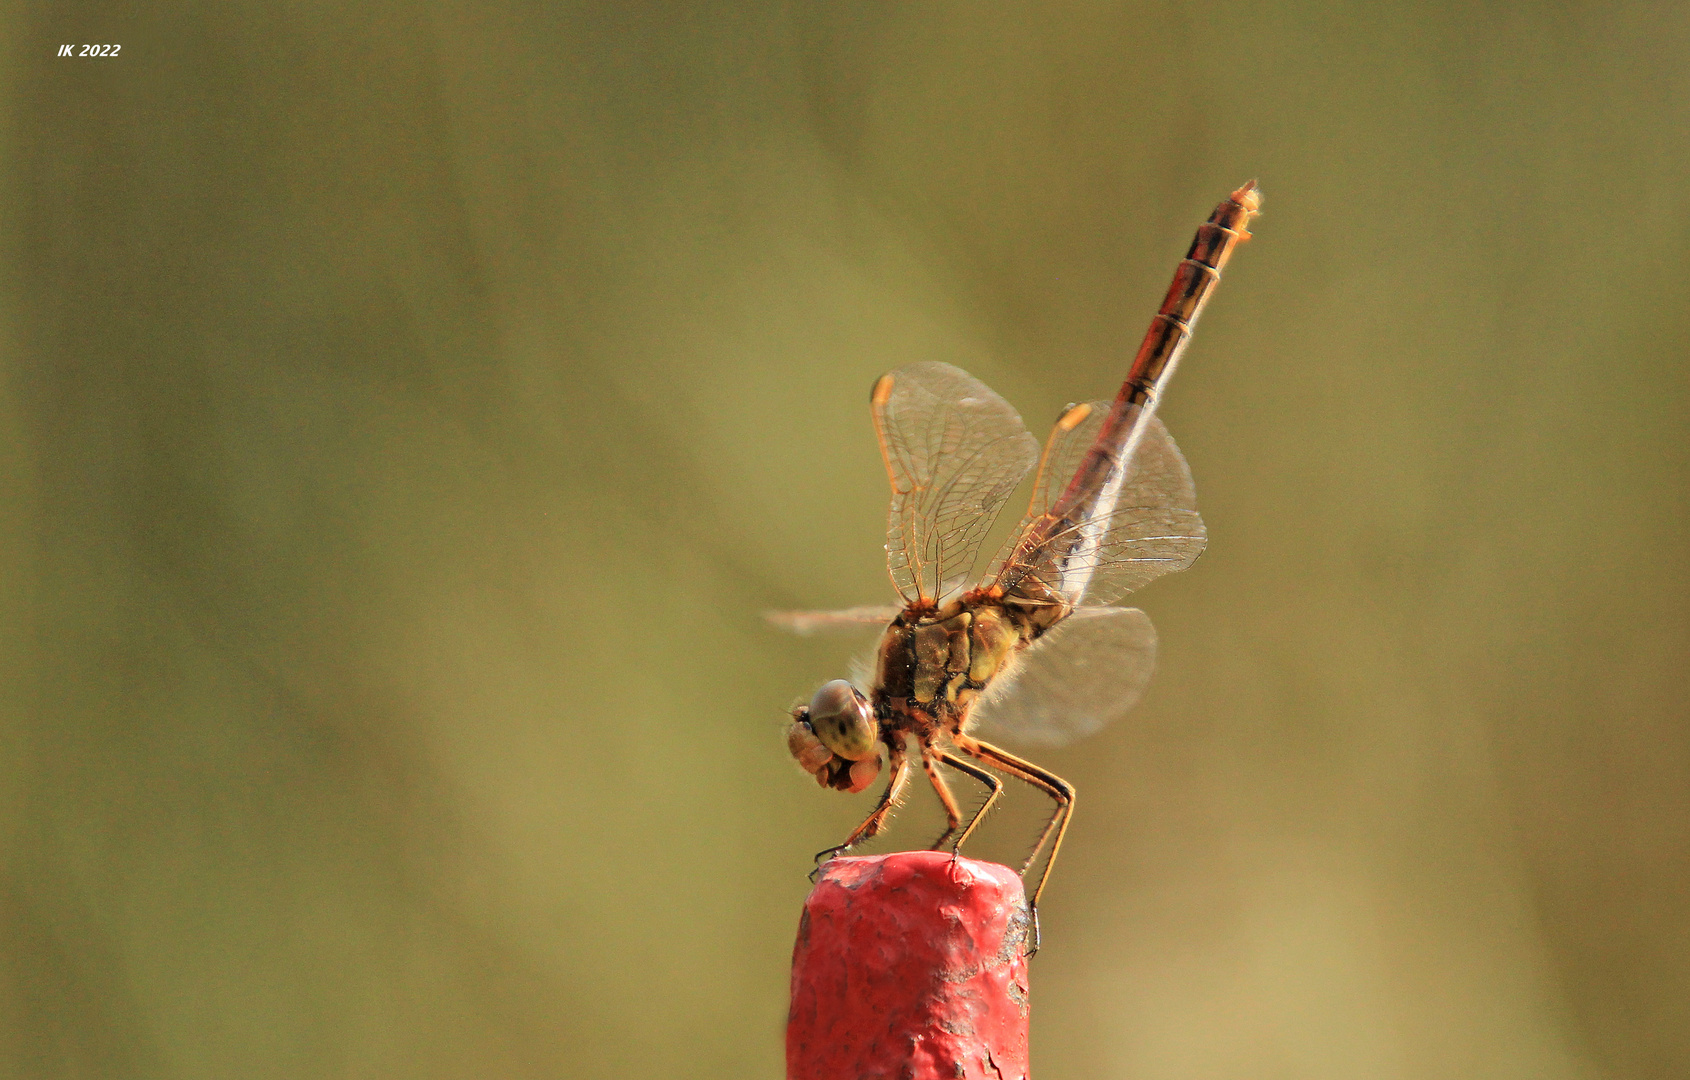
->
[[787, 851, 1032, 1080]]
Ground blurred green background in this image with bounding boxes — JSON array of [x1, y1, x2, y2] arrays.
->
[[3, 3, 1687, 1078]]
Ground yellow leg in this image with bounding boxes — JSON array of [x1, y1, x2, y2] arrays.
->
[[951, 734, 1075, 912], [934, 748, 1004, 856], [812, 739, 910, 870], [920, 749, 965, 851]]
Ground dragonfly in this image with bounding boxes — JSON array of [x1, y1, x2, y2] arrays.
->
[[776, 183, 1260, 936]]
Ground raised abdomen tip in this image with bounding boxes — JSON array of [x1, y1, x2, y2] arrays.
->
[[1231, 180, 1263, 213]]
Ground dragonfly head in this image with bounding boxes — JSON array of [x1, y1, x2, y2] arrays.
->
[[787, 680, 882, 793]]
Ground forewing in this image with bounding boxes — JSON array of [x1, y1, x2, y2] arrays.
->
[[987, 402, 1206, 607], [764, 606, 900, 636], [969, 607, 1157, 747], [873, 362, 1039, 604]]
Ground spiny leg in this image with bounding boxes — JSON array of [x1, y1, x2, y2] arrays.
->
[[920, 748, 966, 852], [933, 749, 1003, 858], [952, 734, 1075, 905], [811, 739, 910, 876], [952, 734, 1075, 953]]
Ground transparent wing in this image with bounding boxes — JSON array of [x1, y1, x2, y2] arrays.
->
[[765, 609, 890, 700], [968, 607, 1157, 747], [764, 606, 899, 636], [873, 362, 1040, 605], [987, 401, 1206, 608]]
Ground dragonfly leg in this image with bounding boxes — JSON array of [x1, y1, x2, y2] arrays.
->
[[921, 748, 966, 852], [810, 739, 910, 880], [952, 734, 1074, 951], [933, 748, 1003, 859]]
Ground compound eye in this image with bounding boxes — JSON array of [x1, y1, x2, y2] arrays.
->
[[807, 679, 879, 761]]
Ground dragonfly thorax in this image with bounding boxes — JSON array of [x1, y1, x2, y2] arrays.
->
[[871, 601, 1027, 724]]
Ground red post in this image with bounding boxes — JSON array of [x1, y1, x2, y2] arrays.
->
[[787, 851, 1032, 1080]]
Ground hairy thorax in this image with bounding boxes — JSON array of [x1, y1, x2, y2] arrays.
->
[[872, 594, 1069, 736]]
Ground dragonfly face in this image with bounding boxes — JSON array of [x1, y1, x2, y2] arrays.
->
[[772, 183, 1261, 926], [788, 680, 882, 793]]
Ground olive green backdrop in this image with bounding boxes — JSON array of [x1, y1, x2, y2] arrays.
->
[[3, 3, 1686, 1079]]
